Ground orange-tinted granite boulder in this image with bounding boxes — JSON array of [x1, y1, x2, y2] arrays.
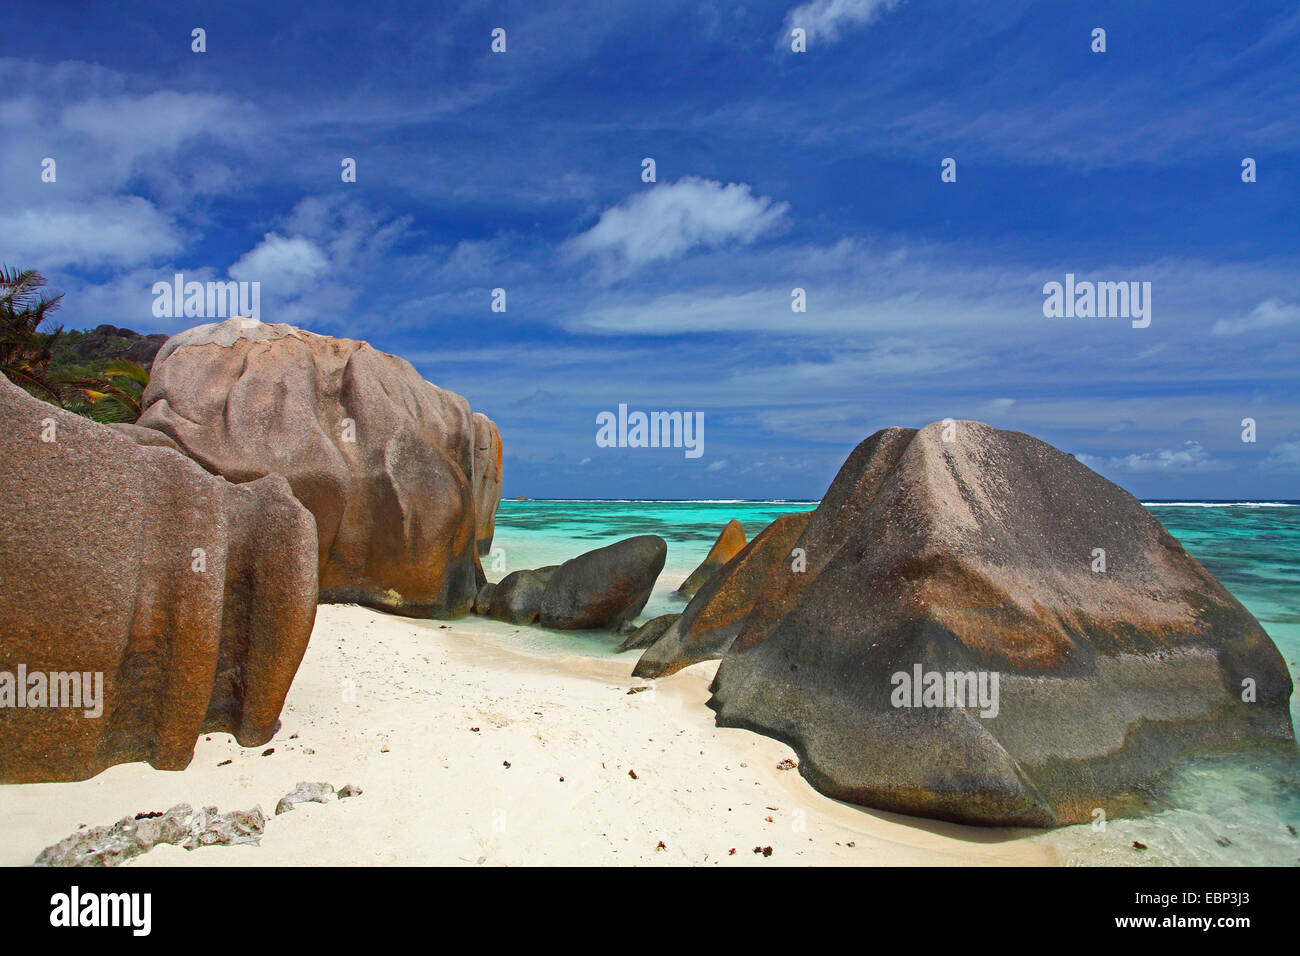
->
[[708, 422, 1295, 826], [0, 375, 317, 783], [136, 318, 497, 617], [634, 512, 810, 678], [675, 519, 747, 598]]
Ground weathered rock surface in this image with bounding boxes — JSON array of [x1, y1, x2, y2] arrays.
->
[[135, 317, 499, 618], [473, 582, 497, 615], [0, 375, 318, 784], [708, 421, 1296, 827], [635, 513, 811, 678], [34, 803, 267, 866], [676, 519, 746, 598], [275, 781, 336, 815], [617, 614, 682, 653], [472, 413, 503, 555], [489, 569, 550, 625], [540, 536, 667, 630], [106, 421, 182, 451]]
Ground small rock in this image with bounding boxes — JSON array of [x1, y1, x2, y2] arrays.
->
[[338, 784, 363, 799], [275, 781, 335, 815], [35, 803, 267, 866]]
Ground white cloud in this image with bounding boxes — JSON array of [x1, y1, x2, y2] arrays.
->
[[230, 233, 329, 294], [61, 91, 251, 158], [1263, 441, 1300, 470], [1075, 441, 1227, 474], [0, 197, 181, 269], [707, 459, 729, 471], [783, 0, 904, 45], [1211, 299, 1300, 336], [566, 177, 788, 278]]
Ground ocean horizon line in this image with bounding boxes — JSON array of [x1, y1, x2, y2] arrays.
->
[[499, 497, 1299, 506]]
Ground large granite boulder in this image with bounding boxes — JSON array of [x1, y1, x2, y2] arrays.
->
[[135, 318, 499, 618], [540, 536, 666, 630], [472, 413, 502, 556], [616, 614, 681, 653], [0, 375, 318, 784], [635, 513, 810, 678], [473, 582, 497, 616], [488, 568, 556, 625], [708, 421, 1296, 827], [676, 519, 746, 598]]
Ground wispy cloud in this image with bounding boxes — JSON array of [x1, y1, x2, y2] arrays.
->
[[0, 198, 182, 269], [1212, 299, 1300, 336], [781, 0, 905, 45], [1075, 441, 1228, 474], [565, 177, 789, 281]]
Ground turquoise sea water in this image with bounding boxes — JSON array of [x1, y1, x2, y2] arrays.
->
[[487, 499, 1300, 866]]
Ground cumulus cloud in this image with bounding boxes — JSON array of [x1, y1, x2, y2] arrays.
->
[[230, 233, 329, 295], [1074, 441, 1227, 474], [0, 197, 182, 269], [1263, 441, 1300, 470], [782, 0, 904, 45], [1211, 299, 1300, 336], [566, 177, 788, 278]]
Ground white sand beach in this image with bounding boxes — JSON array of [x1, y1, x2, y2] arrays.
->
[[0, 604, 1055, 867]]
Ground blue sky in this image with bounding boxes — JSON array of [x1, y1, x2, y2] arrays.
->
[[3, 0, 1298, 499]]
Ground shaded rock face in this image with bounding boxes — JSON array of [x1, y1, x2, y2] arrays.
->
[[473, 582, 497, 616], [709, 421, 1296, 828], [106, 422, 182, 451], [0, 375, 318, 784], [635, 513, 810, 678], [676, 519, 747, 598], [540, 536, 666, 630], [135, 318, 498, 618], [616, 614, 682, 653], [472, 413, 503, 556], [489, 569, 550, 625]]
